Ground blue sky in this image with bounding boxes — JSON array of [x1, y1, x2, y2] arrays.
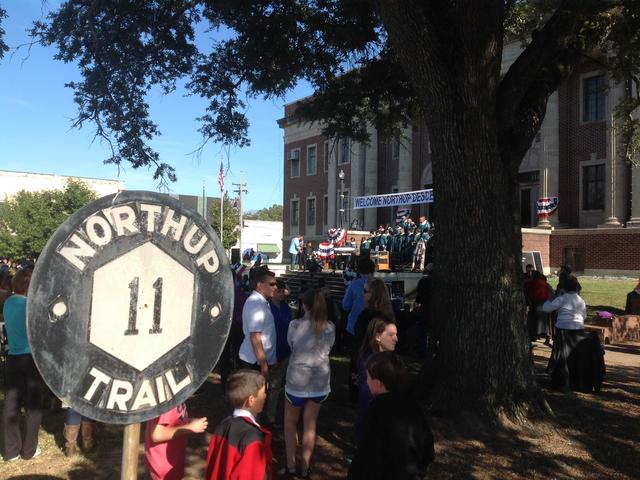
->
[[0, 2, 312, 211]]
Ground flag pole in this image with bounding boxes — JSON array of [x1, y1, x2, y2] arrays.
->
[[219, 158, 225, 246], [220, 192, 224, 245]]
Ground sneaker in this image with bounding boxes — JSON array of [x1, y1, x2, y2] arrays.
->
[[5, 455, 20, 462], [22, 447, 41, 460]]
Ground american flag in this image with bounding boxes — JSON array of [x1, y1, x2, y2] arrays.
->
[[218, 161, 225, 191], [395, 207, 411, 224]]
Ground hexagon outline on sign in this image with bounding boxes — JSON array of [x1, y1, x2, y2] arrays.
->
[[89, 241, 194, 371]]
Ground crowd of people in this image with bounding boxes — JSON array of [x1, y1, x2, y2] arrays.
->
[[360, 215, 434, 270], [132, 260, 435, 479], [523, 264, 609, 392], [0, 255, 434, 479], [209, 262, 434, 479], [288, 215, 436, 273], [3, 248, 640, 478]]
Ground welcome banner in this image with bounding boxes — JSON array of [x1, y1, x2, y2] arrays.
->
[[352, 189, 434, 210]]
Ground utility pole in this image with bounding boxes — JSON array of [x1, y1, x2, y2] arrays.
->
[[233, 171, 248, 257], [201, 180, 206, 219]]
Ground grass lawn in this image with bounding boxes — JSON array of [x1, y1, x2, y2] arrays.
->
[[548, 276, 635, 316]]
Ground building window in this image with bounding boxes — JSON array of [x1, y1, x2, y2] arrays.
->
[[290, 149, 300, 177], [341, 189, 350, 226], [307, 145, 317, 175], [583, 164, 605, 210], [339, 138, 350, 164], [306, 198, 316, 225], [583, 75, 606, 122], [323, 195, 328, 225], [324, 141, 330, 172], [291, 199, 299, 226]]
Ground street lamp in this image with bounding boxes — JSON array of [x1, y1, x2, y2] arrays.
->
[[338, 169, 345, 228]]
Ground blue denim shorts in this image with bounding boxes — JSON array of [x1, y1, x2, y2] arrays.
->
[[285, 391, 329, 407]]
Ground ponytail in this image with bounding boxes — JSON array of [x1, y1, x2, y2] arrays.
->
[[311, 290, 328, 335], [301, 288, 328, 335]]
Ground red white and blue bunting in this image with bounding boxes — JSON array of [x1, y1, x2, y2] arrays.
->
[[317, 241, 335, 259], [327, 227, 347, 246], [395, 208, 411, 224], [536, 197, 559, 218]]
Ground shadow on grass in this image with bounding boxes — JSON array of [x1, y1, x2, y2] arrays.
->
[[2, 346, 637, 479], [420, 343, 640, 480], [428, 415, 594, 480], [10, 476, 64, 480], [559, 363, 639, 476], [605, 343, 640, 356]]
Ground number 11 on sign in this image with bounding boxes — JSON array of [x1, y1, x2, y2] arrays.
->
[[125, 277, 164, 336]]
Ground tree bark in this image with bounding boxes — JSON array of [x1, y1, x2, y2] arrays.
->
[[378, 0, 541, 419]]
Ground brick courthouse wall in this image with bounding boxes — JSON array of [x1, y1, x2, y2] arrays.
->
[[522, 229, 551, 270], [522, 228, 640, 276]]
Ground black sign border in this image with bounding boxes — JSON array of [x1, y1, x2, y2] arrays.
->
[[27, 191, 233, 424]]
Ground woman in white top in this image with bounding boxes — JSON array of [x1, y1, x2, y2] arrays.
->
[[542, 275, 604, 391], [282, 289, 335, 478], [542, 276, 586, 330]]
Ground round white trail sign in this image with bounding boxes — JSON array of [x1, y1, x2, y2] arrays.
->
[[27, 191, 233, 424]]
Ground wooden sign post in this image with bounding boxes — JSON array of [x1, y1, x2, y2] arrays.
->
[[27, 191, 233, 479], [121, 423, 141, 480]]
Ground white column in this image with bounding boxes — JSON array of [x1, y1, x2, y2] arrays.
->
[[349, 141, 365, 230], [627, 164, 640, 227], [599, 81, 624, 228], [327, 138, 337, 229], [397, 126, 413, 193], [364, 126, 379, 231]]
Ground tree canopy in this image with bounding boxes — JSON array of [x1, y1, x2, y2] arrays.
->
[[0, 7, 8, 59], [6, 0, 640, 419], [10, 0, 639, 181], [0, 179, 97, 258], [245, 204, 283, 222]]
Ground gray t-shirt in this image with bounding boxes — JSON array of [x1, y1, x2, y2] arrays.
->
[[285, 313, 335, 397]]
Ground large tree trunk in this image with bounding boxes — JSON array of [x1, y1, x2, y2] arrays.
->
[[379, 1, 541, 419]]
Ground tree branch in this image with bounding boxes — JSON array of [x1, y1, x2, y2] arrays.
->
[[497, 0, 617, 170]]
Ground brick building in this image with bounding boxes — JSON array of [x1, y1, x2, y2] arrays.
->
[[278, 42, 640, 276]]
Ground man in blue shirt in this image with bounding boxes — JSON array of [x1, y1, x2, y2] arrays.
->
[[288, 235, 301, 270], [342, 257, 376, 339], [342, 257, 375, 404], [2, 268, 43, 462], [265, 278, 293, 426]]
